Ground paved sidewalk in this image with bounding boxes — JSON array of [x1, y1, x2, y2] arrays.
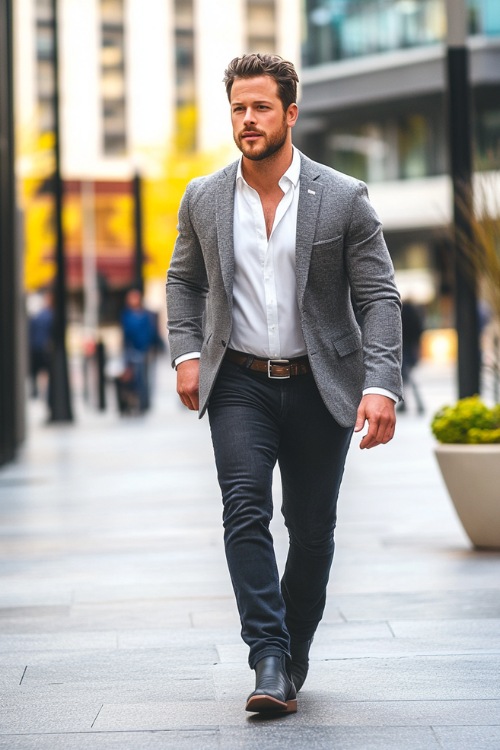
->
[[1, 358, 499, 749]]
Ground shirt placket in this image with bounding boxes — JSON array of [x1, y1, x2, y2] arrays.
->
[[243, 180, 293, 360], [265, 183, 293, 358]]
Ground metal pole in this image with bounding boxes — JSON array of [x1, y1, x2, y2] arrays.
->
[[0, 0, 20, 464], [82, 181, 99, 336], [445, 0, 480, 398], [132, 172, 144, 293], [48, 0, 73, 421]]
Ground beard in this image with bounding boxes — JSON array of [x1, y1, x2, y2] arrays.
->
[[235, 118, 288, 161]]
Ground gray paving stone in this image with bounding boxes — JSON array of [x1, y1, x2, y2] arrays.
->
[[308, 655, 500, 701], [305, 638, 500, 661], [0, 666, 26, 688], [2, 670, 216, 705], [218, 725, 440, 750], [0, 632, 118, 653], [216, 643, 249, 664], [314, 621, 394, 641], [0, 592, 73, 608], [1, 360, 499, 748], [0, 701, 100, 733], [93, 700, 221, 731], [390, 618, 500, 642], [0, 606, 70, 620], [433, 725, 500, 749], [335, 591, 500, 621], [12, 648, 218, 688], [212, 678, 500, 727], [0, 730, 220, 750], [118, 626, 238, 650], [293, 697, 500, 726]]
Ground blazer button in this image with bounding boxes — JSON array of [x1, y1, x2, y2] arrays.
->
[[221, 340, 226, 347]]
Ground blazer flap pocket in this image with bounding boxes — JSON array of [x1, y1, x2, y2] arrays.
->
[[312, 234, 343, 250], [333, 331, 362, 357]]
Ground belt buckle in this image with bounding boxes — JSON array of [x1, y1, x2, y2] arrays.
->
[[267, 359, 290, 379]]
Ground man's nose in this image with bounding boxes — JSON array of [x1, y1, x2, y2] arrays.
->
[[243, 107, 256, 125]]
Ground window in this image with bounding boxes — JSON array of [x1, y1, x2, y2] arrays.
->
[[469, 0, 500, 35], [303, 0, 445, 66], [247, 0, 276, 53], [35, 0, 55, 134], [398, 115, 429, 179], [100, 0, 127, 155], [174, 0, 196, 152], [322, 112, 436, 183], [476, 108, 500, 170], [325, 124, 393, 182]]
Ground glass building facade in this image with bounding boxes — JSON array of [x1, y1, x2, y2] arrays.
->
[[300, 0, 500, 182], [297, 0, 500, 329], [303, 0, 500, 66]]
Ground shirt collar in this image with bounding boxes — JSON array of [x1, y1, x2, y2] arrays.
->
[[236, 146, 301, 189]]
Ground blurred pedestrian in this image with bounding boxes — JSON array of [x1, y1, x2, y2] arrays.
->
[[120, 288, 158, 413], [167, 53, 402, 714], [28, 291, 54, 399], [399, 299, 425, 414]]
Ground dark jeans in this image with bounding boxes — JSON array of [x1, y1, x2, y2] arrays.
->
[[124, 348, 150, 412], [208, 359, 353, 668]]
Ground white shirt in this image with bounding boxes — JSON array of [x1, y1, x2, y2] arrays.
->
[[229, 147, 305, 358], [175, 147, 397, 403]]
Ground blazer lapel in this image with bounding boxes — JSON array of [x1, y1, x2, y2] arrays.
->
[[215, 162, 238, 305], [296, 156, 323, 306]]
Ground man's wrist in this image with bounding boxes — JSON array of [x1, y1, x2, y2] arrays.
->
[[363, 387, 398, 403], [174, 352, 201, 369]]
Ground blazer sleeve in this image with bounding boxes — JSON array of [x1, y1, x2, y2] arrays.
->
[[166, 181, 209, 366], [344, 182, 403, 396]]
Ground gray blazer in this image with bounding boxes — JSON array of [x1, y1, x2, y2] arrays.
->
[[167, 151, 402, 425]]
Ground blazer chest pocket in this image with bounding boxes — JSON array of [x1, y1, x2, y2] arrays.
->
[[308, 237, 344, 298], [312, 234, 343, 252], [310, 235, 344, 273]]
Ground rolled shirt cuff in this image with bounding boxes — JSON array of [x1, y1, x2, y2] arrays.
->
[[174, 351, 201, 369], [363, 386, 399, 403]]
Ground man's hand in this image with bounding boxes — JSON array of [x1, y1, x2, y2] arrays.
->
[[176, 359, 200, 411], [354, 394, 396, 449]]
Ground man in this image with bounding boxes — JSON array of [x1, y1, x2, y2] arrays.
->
[[28, 290, 54, 399], [121, 289, 158, 413], [399, 298, 425, 414], [167, 54, 402, 715]]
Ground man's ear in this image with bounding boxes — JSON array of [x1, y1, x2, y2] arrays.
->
[[287, 103, 299, 128]]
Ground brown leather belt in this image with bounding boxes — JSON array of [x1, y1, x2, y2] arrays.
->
[[225, 348, 311, 379]]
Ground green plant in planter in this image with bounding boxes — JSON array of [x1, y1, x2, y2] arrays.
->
[[431, 396, 500, 444]]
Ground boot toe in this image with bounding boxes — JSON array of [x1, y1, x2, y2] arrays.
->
[[245, 654, 297, 714]]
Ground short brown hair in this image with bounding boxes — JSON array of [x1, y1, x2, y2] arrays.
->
[[223, 53, 299, 112]]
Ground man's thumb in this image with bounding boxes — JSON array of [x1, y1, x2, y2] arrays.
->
[[354, 409, 365, 433]]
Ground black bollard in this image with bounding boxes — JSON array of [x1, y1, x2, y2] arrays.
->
[[96, 340, 106, 411]]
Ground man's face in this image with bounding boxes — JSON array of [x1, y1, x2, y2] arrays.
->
[[126, 290, 142, 310], [230, 75, 297, 161]]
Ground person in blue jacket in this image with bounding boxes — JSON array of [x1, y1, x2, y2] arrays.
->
[[121, 288, 159, 412]]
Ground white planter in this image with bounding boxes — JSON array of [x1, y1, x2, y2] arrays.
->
[[434, 444, 500, 549]]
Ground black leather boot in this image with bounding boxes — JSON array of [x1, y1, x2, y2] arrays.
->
[[290, 637, 313, 692], [245, 654, 297, 713]]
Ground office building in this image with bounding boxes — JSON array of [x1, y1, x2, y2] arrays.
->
[[294, 0, 500, 336], [15, 0, 301, 295]]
